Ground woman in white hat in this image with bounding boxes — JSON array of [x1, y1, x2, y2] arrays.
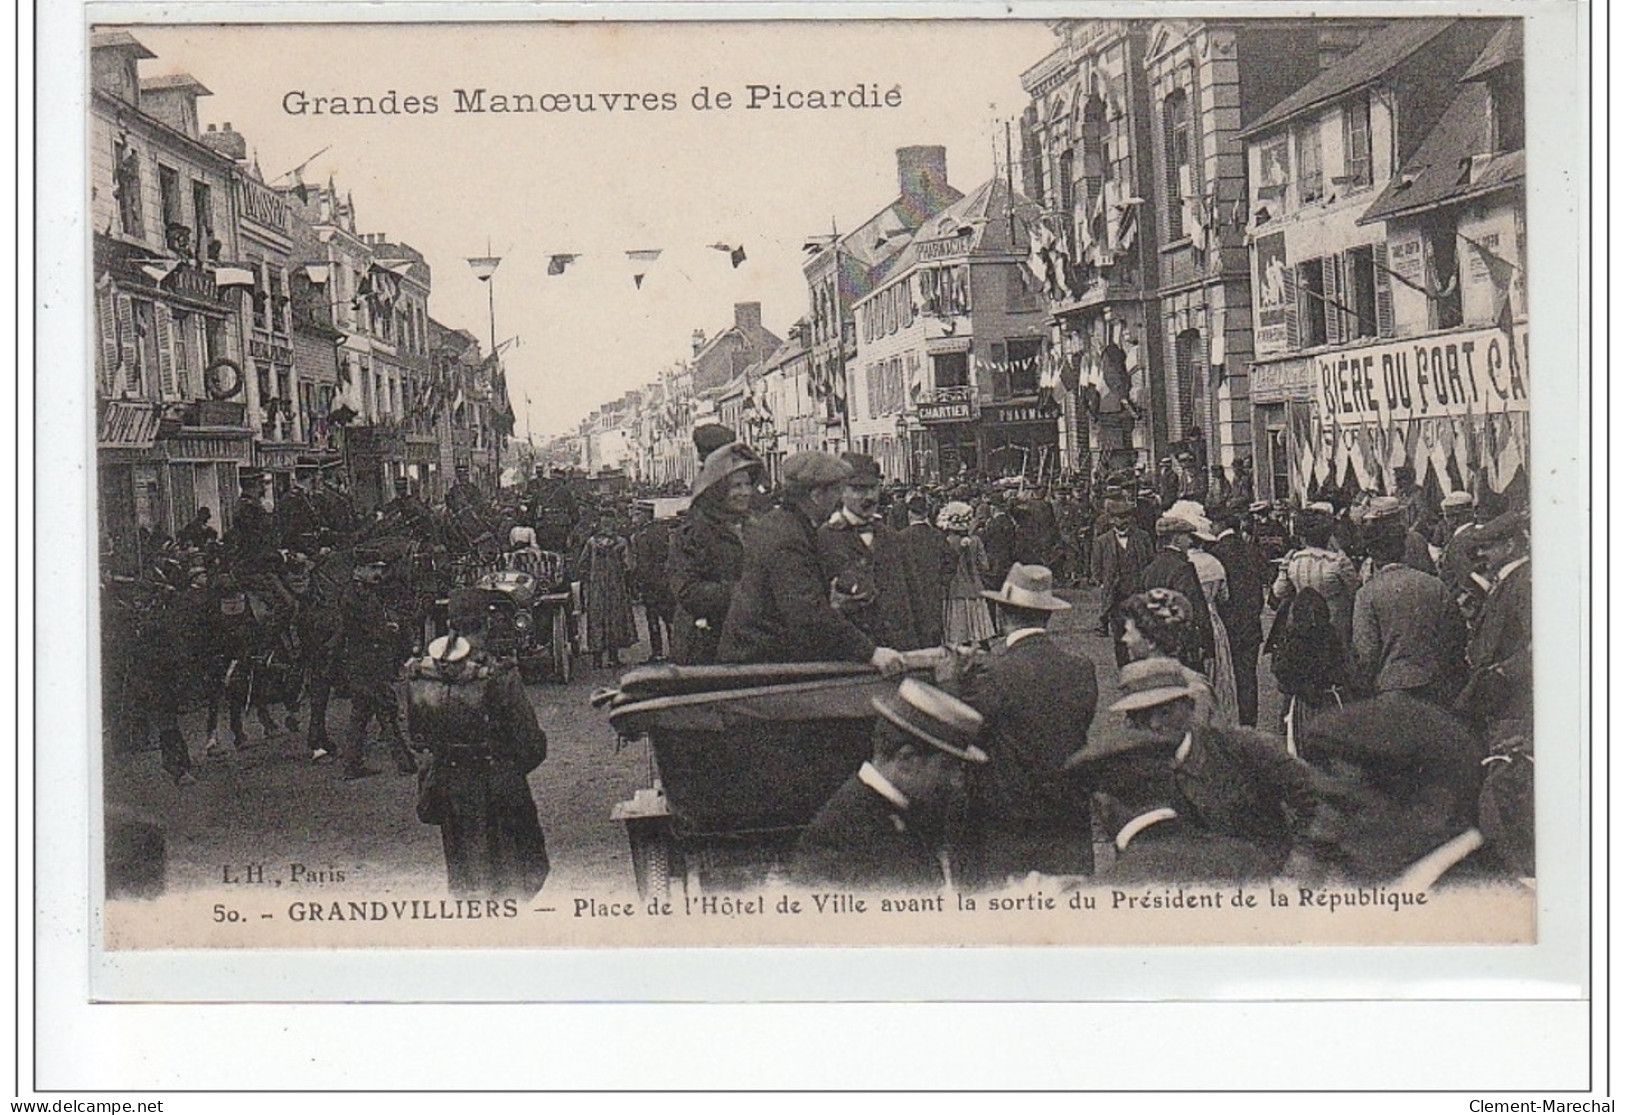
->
[[1186, 511, 1239, 727], [936, 501, 995, 647]]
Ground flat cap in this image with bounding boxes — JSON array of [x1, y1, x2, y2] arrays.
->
[[782, 451, 853, 489]]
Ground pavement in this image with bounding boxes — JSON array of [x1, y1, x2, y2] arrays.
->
[[104, 584, 1283, 896]]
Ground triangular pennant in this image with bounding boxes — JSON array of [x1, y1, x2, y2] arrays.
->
[[633, 273, 647, 289], [730, 246, 747, 269], [547, 254, 579, 276]]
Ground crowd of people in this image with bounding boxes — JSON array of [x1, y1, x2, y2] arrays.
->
[[104, 415, 1535, 902]]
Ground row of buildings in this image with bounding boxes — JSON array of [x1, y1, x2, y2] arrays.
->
[[91, 30, 510, 572], [566, 16, 1527, 506]]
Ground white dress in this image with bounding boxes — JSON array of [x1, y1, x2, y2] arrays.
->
[[1188, 548, 1239, 727]]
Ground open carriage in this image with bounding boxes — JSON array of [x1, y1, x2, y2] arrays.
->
[[601, 661, 916, 898]]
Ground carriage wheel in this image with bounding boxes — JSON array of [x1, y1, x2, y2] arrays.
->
[[551, 607, 573, 685]]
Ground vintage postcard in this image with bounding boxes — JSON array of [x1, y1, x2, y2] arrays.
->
[[79, 7, 1585, 976]]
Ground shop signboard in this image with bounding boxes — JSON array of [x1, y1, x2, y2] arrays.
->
[[918, 399, 974, 423], [1311, 323, 1529, 428]]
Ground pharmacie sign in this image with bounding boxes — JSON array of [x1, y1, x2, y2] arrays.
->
[[1314, 324, 1529, 427]]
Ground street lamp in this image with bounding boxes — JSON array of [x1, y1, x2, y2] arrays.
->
[[468, 251, 502, 479]]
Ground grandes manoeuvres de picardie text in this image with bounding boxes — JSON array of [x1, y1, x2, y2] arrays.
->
[[94, 17, 1537, 944]]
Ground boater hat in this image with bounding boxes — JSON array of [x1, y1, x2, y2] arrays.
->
[[1107, 656, 1200, 713], [871, 677, 988, 763], [981, 563, 1072, 612]]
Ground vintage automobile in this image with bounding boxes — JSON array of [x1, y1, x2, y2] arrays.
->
[[600, 654, 943, 898], [469, 560, 577, 684]]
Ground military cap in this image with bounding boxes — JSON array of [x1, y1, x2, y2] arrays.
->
[[782, 451, 853, 489]]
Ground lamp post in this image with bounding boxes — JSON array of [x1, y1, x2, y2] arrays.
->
[[467, 251, 502, 482]]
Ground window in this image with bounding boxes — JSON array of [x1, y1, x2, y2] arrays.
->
[[1174, 328, 1203, 433], [158, 165, 188, 252], [268, 268, 287, 334], [113, 137, 144, 238], [1342, 97, 1373, 188], [252, 263, 270, 332], [932, 351, 969, 390], [1006, 338, 1043, 396], [1344, 246, 1379, 339], [1422, 221, 1463, 330], [1296, 122, 1324, 204], [1296, 259, 1328, 347], [1164, 90, 1192, 239], [1489, 77, 1524, 154], [191, 180, 214, 259], [1058, 148, 1076, 254]]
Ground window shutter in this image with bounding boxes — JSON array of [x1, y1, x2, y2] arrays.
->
[[1283, 267, 1300, 350], [117, 295, 139, 395], [97, 288, 120, 396], [1321, 255, 1342, 346], [988, 341, 1010, 399], [155, 302, 179, 400], [1373, 242, 1395, 338]]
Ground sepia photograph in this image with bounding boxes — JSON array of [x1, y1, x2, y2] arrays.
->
[[83, 11, 1565, 959]]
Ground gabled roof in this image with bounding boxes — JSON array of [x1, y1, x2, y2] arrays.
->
[[1240, 19, 1452, 138], [1461, 21, 1521, 82], [140, 73, 213, 96], [864, 175, 1038, 295], [1359, 83, 1523, 225]]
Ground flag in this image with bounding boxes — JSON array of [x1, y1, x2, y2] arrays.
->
[[731, 246, 747, 269], [140, 259, 182, 284], [1464, 235, 1520, 334], [627, 248, 661, 288], [468, 256, 502, 282], [547, 254, 579, 275], [292, 170, 310, 205]]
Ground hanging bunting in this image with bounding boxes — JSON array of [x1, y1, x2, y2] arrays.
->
[[626, 248, 662, 289]]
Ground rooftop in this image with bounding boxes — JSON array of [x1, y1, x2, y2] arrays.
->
[[1240, 18, 1451, 138], [1359, 81, 1524, 225]]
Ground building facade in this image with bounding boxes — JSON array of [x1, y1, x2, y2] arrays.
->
[[1241, 17, 1505, 502], [91, 32, 251, 570]]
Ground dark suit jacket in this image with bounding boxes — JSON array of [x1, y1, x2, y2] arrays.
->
[[789, 773, 947, 890], [1174, 724, 1320, 872], [717, 506, 877, 665], [667, 506, 744, 665], [893, 521, 956, 648], [1140, 547, 1215, 662], [1092, 527, 1156, 610], [1108, 812, 1281, 884], [1462, 559, 1532, 735], [1352, 564, 1467, 697], [1208, 532, 1269, 647], [817, 517, 939, 652], [960, 632, 1099, 884], [980, 511, 1017, 586]]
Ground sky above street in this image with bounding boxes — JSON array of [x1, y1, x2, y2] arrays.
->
[[124, 20, 1056, 438]]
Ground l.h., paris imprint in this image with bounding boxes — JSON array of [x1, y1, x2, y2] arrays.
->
[[92, 15, 1547, 950]]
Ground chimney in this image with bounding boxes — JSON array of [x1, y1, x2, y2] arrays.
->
[[138, 74, 213, 139], [733, 302, 762, 337], [200, 121, 247, 163], [691, 329, 707, 356], [896, 145, 950, 222]]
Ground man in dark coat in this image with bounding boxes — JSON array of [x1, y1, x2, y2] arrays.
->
[[1139, 510, 1214, 669], [1458, 511, 1532, 749], [668, 443, 758, 664], [1012, 489, 1064, 570], [1072, 713, 1279, 885], [790, 677, 987, 891], [224, 471, 280, 573], [1206, 509, 1270, 726], [719, 452, 906, 674], [1291, 693, 1492, 886], [337, 548, 415, 779], [819, 455, 942, 652], [406, 588, 550, 900], [629, 503, 676, 661], [958, 564, 1099, 886], [276, 475, 324, 555], [1352, 500, 1467, 706], [979, 492, 1018, 589], [1092, 496, 1156, 663], [890, 492, 956, 649], [1105, 657, 1319, 874]]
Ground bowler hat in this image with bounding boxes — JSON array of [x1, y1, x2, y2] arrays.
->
[[782, 451, 853, 490], [981, 563, 1072, 611], [871, 677, 988, 763], [1104, 497, 1134, 517], [1107, 656, 1200, 714], [841, 453, 883, 485]]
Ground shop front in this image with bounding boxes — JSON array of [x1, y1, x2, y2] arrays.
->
[[917, 392, 979, 480], [1249, 357, 1314, 503], [1265, 324, 1530, 503], [979, 399, 1063, 481]]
